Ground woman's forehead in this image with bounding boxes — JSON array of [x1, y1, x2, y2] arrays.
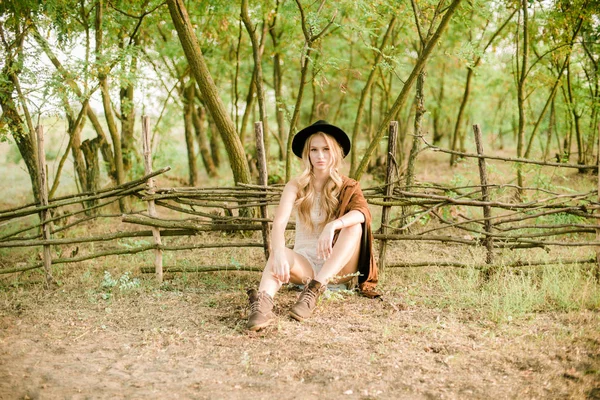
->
[[309, 134, 328, 147]]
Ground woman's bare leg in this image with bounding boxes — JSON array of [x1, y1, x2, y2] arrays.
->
[[258, 248, 314, 297], [315, 223, 362, 284], [288, 225, 362, 322]]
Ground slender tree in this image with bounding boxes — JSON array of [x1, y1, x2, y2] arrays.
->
[[449, 9, 517, 165], [282, 0, 338, 180], [354, 0, 464, 181], [349, 16, 397, 177], [241, 0, 269, 163], [167, 0, 251, 185], [0, 5, 40, 202]]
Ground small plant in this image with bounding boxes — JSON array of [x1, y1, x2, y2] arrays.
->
[[117, 272, 141, 291], [100, 271, 141, 300], [230, 256, 242, 270], [101, 271, 118, 289]]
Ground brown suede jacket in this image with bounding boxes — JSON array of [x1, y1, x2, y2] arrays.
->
[[334, 176, 380, 298]]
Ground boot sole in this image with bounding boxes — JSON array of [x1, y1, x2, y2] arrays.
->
[[247, 319, 275, 331], [289, 310, 306, 322]]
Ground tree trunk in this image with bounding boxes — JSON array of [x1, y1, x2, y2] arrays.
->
[[432, 64, 446, 145], [268, 0, 287, 161], [0, 96, 40, 202], [309, 61, 319, 122], [120, 35, 139, 174], [241, 0, 269, 159], [285, 45, 313, 181], [516, 0, 529, 198], [0, 20, 39, 203], [524, 15, 583, 159], [167, 0, 251, 185], [406, 71, 426, 188], [184, 83, 199, 186], [560, 85, 573, 162], [67, 109, 89, 192], [81, 137, 100, 215], [192, 102, 218, 178], [208, 117, 222, 169], [450, 67, 473, 166], [239, 78, 256, 145], [96, 0, 128, 211], [543, 97, 556, 161], [566, 62, 586, 166], [0, 67, 40, 202], [582, 42, 599, 163], [271, 39, 286, 160]]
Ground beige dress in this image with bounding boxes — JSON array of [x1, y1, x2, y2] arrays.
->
[[293, 193, 326, 274]]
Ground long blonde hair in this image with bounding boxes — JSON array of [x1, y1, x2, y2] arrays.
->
[[295, 132, 344, 232]]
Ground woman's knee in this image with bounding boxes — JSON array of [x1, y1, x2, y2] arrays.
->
[[341, 223, 362, 239]]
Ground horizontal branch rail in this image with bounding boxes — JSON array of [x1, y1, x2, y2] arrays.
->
[[373, 233, 600, 248], [0, 167, 170, 221], [140, 266, 263, 273], [122, 214, 295, 231], [369, 191, 596, 210], [421, 137, 597, 170], [0, 241, 263, 275], [386, 257, 597, 269]]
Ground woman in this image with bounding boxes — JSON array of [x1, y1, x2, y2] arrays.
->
[[246, 120, 378, 331]]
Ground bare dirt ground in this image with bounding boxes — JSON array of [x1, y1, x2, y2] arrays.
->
[[1, 265, 599, 400]]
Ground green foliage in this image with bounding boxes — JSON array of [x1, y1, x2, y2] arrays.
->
[[5, 142, 23, 164], [536, 212, 587, 227], [0, 0, 598, 192]]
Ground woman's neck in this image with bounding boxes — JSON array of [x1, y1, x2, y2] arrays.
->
[[312, 170, 329, 192]]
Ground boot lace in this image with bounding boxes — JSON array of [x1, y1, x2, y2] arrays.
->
[[299, 286, 318, 306], [250, 292, 271, 314], [250, 298, 262, 313]]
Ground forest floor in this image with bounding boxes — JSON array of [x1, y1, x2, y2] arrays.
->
[[0, 240, 599, 400]]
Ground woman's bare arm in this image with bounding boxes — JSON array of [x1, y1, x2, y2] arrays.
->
[[270, 180, 298, 282], [317, 210, 365, 261]]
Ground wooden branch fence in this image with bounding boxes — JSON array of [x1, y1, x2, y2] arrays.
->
[[1, 120, 599, 285]]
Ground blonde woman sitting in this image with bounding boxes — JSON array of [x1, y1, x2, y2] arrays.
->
[[247, 120, 378, 331]]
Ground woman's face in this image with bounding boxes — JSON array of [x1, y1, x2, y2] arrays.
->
[[308, 134, 331, 172]]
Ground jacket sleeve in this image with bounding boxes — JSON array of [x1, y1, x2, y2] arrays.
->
[[336, 179, 380, 298]]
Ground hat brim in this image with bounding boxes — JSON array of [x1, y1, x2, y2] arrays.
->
[[291, 121, 351, 158]]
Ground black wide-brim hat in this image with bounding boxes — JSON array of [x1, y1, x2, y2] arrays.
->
[[292, 120, 351, 158]]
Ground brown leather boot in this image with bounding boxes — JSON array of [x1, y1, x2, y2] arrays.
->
[[289, 279, 326, 321], [246, 289, 276, 331]]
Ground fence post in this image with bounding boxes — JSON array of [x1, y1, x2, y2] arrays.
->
[[255, 121, 271, 260], [36, 125, 55, 286], [142, 116, 163, 282], [473, 124, 494, 266], [378, 121, 399, 271]]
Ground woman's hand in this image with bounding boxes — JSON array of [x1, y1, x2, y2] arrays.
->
[[271, 249, 291, 283], [317, 222, 336, 261]]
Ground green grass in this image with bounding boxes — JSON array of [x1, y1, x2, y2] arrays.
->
[[409, 263, 600, 323]]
